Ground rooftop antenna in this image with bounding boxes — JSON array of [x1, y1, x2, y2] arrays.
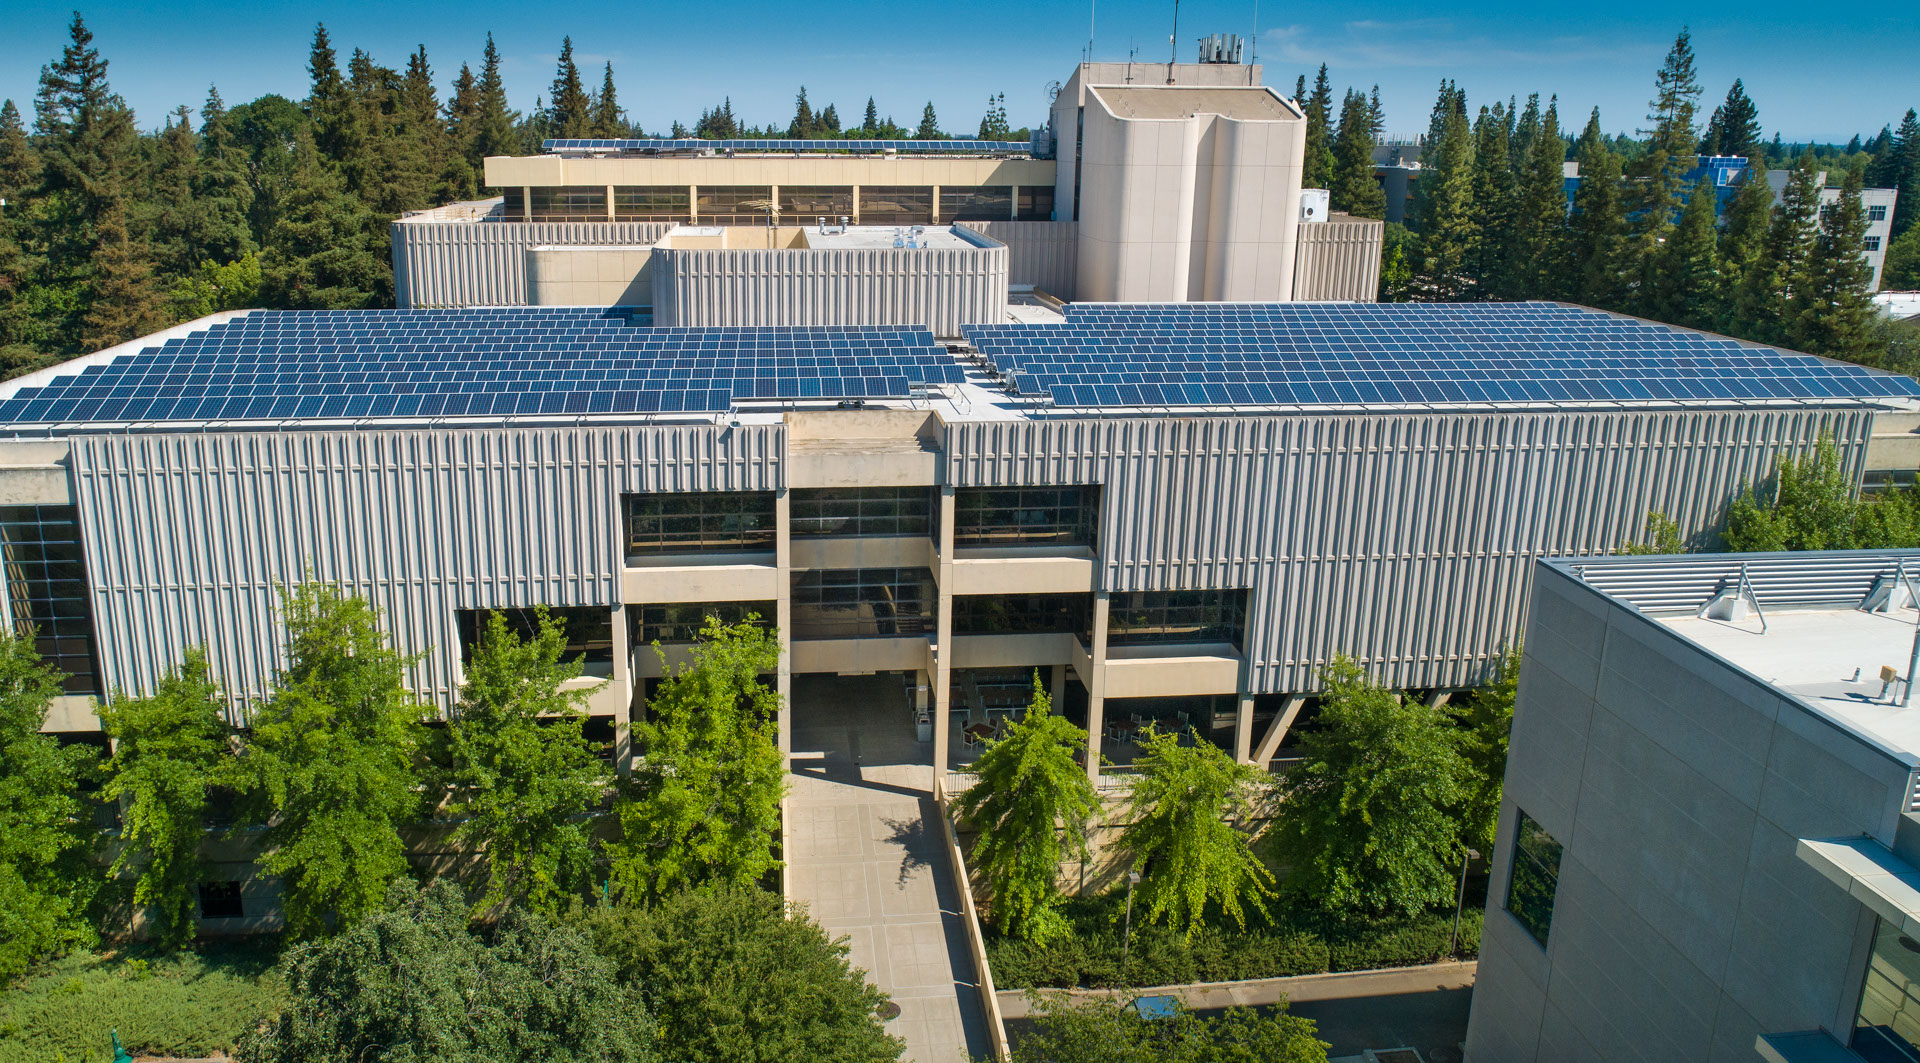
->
[[1166, 0, 1181, 82], [1248, 0, 1258, 85], [1088, 0, 1095, 63]]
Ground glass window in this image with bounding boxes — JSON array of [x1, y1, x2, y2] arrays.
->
[[952, 593, 1090, 637], [941, 186, 1013, 222], [0, 505, 99, 695], [614, 186, 691, 222], [1017, 185, 1056, 221], [779, 186, 854, 222], [789, 568, 935, 640], [1866, 236, 1883, 252], [860, 186, 934, 225], [1107, 589, 1247, 648], [529, 185, 607, 222], [199, 881, 244, 919], [1870, 205, 1890, 222], [696, 185, 775, 224], [1505, 810, 1563, 948], [635, 601, 775, 644], [953, 485, 1100, 548], [456, 606, 613, 664], [624, 492, 777, 556], [790, 487, 933, 539], [1856, 918, 1920, 1062], [501, 186, 526, 220]]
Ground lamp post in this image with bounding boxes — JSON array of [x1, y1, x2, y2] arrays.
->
[[1122, 869, 1141, 976], [1449, 847, 1480, 957]]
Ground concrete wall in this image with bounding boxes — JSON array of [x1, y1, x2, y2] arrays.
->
[[1466, 562, 1911, 1062], [526, 246, 654, 306], [1293, 215, 1385, 302], [650, 234, 1008, 337], [391, 217, 673, 307], [946, 407, 1870, 692], [960, 220, 1079, 298]]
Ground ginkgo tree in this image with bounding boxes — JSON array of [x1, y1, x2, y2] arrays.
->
[[1115, 726, 1275, 937]]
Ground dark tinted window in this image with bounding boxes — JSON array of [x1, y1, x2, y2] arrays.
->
[[636, 601, 775, 644], [952, 594, 1090, 637], [199, 881, 244, 919], [457, 606, 613, 664], [625, 492, 777, 556], [790, 568, 935, 639], [953, 485, 1099, 548], [529, 185, 606, 222], [1108, 589, 1247, 648], [0, 505, 99, 695], [1505, 810, 1562, 948], [791, 487, 933, 538]]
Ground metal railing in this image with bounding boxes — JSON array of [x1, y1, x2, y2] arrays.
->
[[1571, 552, 1920, 615]]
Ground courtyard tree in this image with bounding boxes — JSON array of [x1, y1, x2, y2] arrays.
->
[[586, 886, 902, 1063], [1267, 657, 1470, 915], [238, 879, 653, 1063], [446, 608, 605, 917], [606, 616, 784, 903], [1451, 645, 1522, 860], [0, 632, 98, 979], [236, 581, 428, 937], [954, 675, 1100, 942], [1724, 438, 1920, 552], [98, 646, 232, 948], [1115, 727, 1275, 936], [1008, 993, 1328, 1063]]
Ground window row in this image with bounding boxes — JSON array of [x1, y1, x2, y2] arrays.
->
[[1108, 589, 1247, 648], [455, 606, 614, 664], [623, 486, 1101, 556], [499, 184, 1056, 223], [0, 505, 99, 695], [789, 568, 936, 639]]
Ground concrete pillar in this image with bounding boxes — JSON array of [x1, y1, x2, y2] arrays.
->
[[931, 184, 942, 224], [604, 184, 616, 222], [1232, 656, 1255, 764], [1254, 694, 1308, 770], [1086, 591, 1110, 784], [520, 186, 532, 221], [775, 488, 793, 771], [851, 185, 861, 224], [1010, 186, 1020, 220], [611, 601, 633, 774], [689, 184, 700, 223], [933, 485, 957, 796], [1051, 663, 1066, 712]]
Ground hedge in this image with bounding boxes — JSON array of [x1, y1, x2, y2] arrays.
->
[[985, 892, 1481, 989]]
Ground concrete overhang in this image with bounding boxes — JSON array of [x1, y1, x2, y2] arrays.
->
[[621, 557, 780, 604], [1103, 644, 1242, 698], [1797, 835, 1920, 940]]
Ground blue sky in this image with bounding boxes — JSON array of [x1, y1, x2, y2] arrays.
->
[[4, 0, 1916, 144]]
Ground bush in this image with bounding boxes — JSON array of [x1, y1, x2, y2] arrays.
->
[[0, 939, 286, 1063], [984, 891, 1479, 990]]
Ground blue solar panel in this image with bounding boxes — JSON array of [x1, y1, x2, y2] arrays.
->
[[964, 302, 1920, 409], [0, 309, 964, 426]]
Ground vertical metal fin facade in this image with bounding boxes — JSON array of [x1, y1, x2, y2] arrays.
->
[[391, 221, 676, 307]]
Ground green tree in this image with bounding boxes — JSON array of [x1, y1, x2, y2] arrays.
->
[[1116, 728, 1274, 936], [1627, 27, 1704, 316], [591, 63, 625, 138], [80, 196, 165, 348], [97, 647, 231, 949], [1618, 511, 1685, 555], [1566, 110, 1631, 308], [1415, 101, 1476, 299], [260, 128, 385, 310], [1450, 646, 1519, 860], [193, 86, 257, 267], [1377, 222, 1415, 302], [447, 608, 604, 917], [607, 616, 784, 904], [1734, 153, 1822, 344], [470, 34, 521, 164], [1267, 657, 1469, 915], [1407, 80, 1462, 234], [240, 879, 653, 1063], [1302, 65, 1335, 191], [1008, 994, 1328, 1063], [1646, 175, 1721, 330], [788, 86, 816, 138], [978, 93, 1012, 140], [1506, 100, 1566, 300], [1329, 89, 1385, 219], [1788, 165, 1878, 357], [1885, 109, 1920, 240], [0, 633, 98, 980], [167, 252, 263, 321], [915, 101, 941, 140], [1885, 225, 1920, 290], [953, 677, 1100, 942], [1698, 78, 1761, 158], [1716, 157, 1773, 327], [237, 582, 427, 938], [546, 37, 592, 140], [861, 97, 879, 135], [586, 887, 902, 1063], [1723, 438, 1920, 551]]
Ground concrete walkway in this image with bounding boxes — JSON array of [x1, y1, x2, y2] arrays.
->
[[994, 960, 1477, 1017], [785, 675, 992, 1063]]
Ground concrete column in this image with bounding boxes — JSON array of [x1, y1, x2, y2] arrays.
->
[[1086, 591, 1110, 784], [520, 186, 532, 221], [611, 601, 633, 774], [604, 184, 616, 222], [931, 185, 942, 224], [689, 184, 700, 223], [933, 484, 957, 796], [851, 185, 861, 224], [770, 184, 781, 229], [1232, 656, 1256, 764], [1010, 186, 1020, 220], [1051, 663, 1066, 712], [775, 488, 793, 771]]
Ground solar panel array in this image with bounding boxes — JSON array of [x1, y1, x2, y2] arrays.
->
[[542, 138, 1032, 156], [0, 308, 965, 426], [965, 302, 1920, 408]]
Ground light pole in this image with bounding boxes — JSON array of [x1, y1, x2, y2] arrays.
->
[[1122, 869, 1141, 976], [1449, 847, 1480, 956]]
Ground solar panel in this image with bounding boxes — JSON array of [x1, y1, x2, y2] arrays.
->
[[965, 302, 1920, 409], [541, 138, 1031, 156], [0, 309, 965, 427]]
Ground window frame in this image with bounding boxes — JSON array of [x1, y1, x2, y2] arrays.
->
[[1107, 588, 1248, 649], [456, 606, 614, 665], [940, 185, 1013, 222], [0, 504, 101, 695], [624, 491, 777, 557], [951, 593, 1092, 638], [1504, 809, 1563, 949], [953, 485, 1101, 549], [789, 567, 936, 640], [613, 185, 692, 222], [529, 185, 607, 222], [695, 185, 776, 225], [859, 186, 935, 225], [789, 487, 935, 539], [634, 600, 775, 645]]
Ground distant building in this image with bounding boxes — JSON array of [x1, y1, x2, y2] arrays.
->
[[1468, 549, 1920, 1062]]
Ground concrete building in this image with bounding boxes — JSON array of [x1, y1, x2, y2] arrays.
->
[[1467, 549, 1920, 1062], [1761, 166, 1901, 290], [391, 61, 1382, 311]]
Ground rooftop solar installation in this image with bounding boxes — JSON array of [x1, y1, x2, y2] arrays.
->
[[964, 302, 1920, 408], [542, 138, 1033, 156], [0, 308, 965, 426]]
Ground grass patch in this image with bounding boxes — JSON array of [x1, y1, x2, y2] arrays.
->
[[985, 891, 1482, 989], [0, 938, 286, 1063]]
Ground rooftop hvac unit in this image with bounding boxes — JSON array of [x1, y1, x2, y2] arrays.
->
[[1197, 33, 1244, 64], [1299, 189, 1330, 223]]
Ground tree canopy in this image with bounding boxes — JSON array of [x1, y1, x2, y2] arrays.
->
[[1115, 727, 1274, 936], [1008, 993, 1328, 1063]]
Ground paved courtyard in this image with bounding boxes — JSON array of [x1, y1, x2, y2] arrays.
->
[[785, 674, 993, 1063]]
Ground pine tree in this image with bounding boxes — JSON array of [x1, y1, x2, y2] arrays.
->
[[977, 93, 1011, 140], [1734, 153, 1822, 344], [1566, 116, 1631, 309], [788, 87, 815, 138], [861, 97, 879, 135], [547, 37, 591, 140], [1367, 85, 1384, 138], [1787, 165, 1877, 356], [261, 128, 385, 310], [1506, 100, 1567, 300], [192, 86, 255, 266], [35, 14, 142, 253], [80, 197, 165, 348], [591, 63, 624, 138], [143, 106, 200, 279], [1628, 28, 1704, 317], [1647, 175, 1721, 330], [1416, 103, 1477, 299], [818, 103, 839, 134], [1330, 89, 1385, 219], [1699, 79, 1761, 157], [1888, 110, 1920, 239], [1303, 65, 1335, 189], [1466, 103, 1514, 297], [1716, 157, 1773, 329], [305, 25, 359, 165], [1511, 92, 1541, 165], [1407, 80, 1463, 234], [915, 101, 940, 140], [471, 34, 520, 163], [0, 99, 49, 365]]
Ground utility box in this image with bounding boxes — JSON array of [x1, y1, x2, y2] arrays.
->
[[1299, 188, 1330, 223]]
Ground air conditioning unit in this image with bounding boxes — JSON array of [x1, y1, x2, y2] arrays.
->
[[1299, 189, 1330, 223]]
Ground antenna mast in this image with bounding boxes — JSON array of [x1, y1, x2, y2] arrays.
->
[[1166, 0, 1180, 83]]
